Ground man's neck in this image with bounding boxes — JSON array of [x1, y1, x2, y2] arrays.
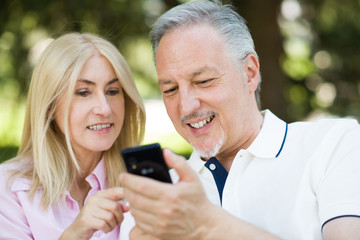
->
[[215, 110, 264, 172]]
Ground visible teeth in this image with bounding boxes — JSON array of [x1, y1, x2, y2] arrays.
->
[[189, 115, 214, 129], [88, 123, 111, 130]]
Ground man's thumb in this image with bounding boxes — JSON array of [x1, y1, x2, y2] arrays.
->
[[163, 148, 198, 182]]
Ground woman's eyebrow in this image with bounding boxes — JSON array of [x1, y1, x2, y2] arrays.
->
[[106, 78, 119, 86], [76, 78, 119, 86], [77, 79, 95, 85]]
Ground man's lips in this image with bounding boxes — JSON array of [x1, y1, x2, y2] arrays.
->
[[187, 115, 215, 129]]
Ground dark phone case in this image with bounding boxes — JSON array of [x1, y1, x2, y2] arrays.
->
[[121, 143, 172, 183]]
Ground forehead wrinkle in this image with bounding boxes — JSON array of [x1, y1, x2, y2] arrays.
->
[[190, 66, 219, 79]]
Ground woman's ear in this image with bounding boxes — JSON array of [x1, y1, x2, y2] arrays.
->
[[244, 53, 260, 93]]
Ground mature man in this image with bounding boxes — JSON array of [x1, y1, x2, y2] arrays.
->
[[120, 1, 360, 239]]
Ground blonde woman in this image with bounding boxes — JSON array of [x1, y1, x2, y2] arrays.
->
[[0, 33, 145, 239]]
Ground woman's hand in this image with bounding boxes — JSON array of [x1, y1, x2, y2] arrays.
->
[[60, 187, 128, 240]]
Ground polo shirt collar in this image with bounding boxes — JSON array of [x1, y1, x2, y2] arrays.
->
[[247, 109, 287, 159], [187, 109, 288, 171], [187, 151, 206, 173]]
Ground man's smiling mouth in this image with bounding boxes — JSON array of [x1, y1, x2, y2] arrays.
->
[[188, 115, 215, 129]]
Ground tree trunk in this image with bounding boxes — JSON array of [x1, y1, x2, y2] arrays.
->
[[232, 0, 290, 121]]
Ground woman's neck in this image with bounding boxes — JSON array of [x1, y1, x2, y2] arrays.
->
[[70, 151, 103, 208]]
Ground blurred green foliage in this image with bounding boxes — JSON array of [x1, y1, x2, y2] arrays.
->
[[0, 0, 162, 99], [0, 0, 166, 162], [1, 0, 360, 163], [280, 0, 360, 119]]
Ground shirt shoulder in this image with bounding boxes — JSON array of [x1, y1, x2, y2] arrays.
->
[[0, 160, 33, 192], [288, 117, 360, 146], [0, 160, 34, 239], [290, 117, 359, 132]]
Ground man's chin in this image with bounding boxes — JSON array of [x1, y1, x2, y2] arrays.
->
[[187, 129, 225, 159], [191, 142, 222, 160]]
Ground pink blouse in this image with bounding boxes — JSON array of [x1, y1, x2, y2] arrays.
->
[[0, 158, 128, 239]]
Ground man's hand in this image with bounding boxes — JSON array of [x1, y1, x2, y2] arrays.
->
[[130, 225, 162, 240], [119, 149, 212, 240]]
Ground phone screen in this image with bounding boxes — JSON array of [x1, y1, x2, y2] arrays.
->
[[121, 143, 172, 183]]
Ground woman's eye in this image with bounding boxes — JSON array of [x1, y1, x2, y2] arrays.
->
[[75, 90, 90, 97], [107, 89, 120, 96]]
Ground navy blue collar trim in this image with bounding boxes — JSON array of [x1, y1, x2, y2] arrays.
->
[[205, 157, 228, 205], [275, 123, 288, 158]]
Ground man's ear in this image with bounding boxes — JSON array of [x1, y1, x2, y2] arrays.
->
[[244, 53, 260, 93]]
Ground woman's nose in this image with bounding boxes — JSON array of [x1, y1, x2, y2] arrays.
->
[[93, 94, 111, 117]]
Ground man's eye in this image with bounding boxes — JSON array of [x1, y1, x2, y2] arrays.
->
[[75, 90, 90, 97], [197, 79, 214, 86], [163, 87, 178, 95]]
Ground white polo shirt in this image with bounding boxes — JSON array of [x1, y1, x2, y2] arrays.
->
[[186, 110, 360, 239]]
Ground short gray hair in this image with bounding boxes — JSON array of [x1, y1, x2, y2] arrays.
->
[[150, 0, 262, 107]]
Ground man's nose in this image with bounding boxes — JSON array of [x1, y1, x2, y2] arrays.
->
[[179, 87, 200, 116]]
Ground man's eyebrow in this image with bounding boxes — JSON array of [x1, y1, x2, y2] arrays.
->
[[191, 69, 205, 78], [158, 79, 174, 85], [77, 78, 119, 86]]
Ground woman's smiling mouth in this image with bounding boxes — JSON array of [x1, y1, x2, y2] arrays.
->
[[87, 123, 112, 131]]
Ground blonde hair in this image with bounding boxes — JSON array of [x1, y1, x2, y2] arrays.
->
[[6, 33, 145, 208]]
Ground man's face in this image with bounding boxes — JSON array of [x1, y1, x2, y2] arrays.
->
[[156, 24, 260, 160]]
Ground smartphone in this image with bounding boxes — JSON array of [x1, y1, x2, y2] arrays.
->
[[121, 143, 172, 183]]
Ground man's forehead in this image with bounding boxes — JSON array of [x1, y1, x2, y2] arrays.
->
[[190, 66, 219, 77], [158, 65, 220, 85]]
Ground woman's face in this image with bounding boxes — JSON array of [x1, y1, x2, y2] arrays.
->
[[55, 54, 125, 159]]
